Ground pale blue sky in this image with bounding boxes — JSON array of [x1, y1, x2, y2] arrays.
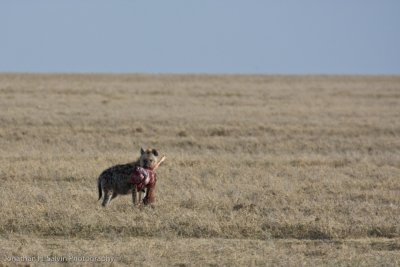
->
[[1, 1, 399, 74]]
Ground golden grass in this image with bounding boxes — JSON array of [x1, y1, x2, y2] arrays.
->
[[0, 74, 399, 266]]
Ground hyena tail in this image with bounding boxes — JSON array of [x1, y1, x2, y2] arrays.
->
[[98, 177, 102, 200]]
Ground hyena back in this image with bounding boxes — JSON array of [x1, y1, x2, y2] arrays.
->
[[97, 148, 158, 207]]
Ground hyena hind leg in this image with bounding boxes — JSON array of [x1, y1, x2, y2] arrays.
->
[[111, 192, 118, 200], [102, 190, 113, 207]]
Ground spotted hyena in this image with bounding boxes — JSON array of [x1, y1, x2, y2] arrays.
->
[[97, 148, 158, 207]]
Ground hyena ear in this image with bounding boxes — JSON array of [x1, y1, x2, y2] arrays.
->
[[140, 147, 145, 155], [152, 149, 159, 156]]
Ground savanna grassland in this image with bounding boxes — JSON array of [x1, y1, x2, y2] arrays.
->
[[0, 74, 399, 266]]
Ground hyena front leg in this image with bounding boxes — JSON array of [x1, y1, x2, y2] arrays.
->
[[102, 189, 112, 207], [143, 187, 155, 208], [132, 186, 139, 206], [132, 187, 144, 207], [138, 190, 144, 205]]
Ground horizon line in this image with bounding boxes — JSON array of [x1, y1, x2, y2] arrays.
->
[[1, 71, 399, 77]]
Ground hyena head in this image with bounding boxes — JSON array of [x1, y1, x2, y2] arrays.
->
[[139, 147, 159, 169]]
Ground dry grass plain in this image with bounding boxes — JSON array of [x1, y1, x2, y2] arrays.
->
[[0, 74, 399, 266]]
